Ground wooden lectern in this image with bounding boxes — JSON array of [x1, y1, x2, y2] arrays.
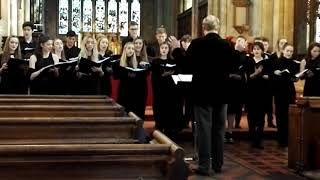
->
[[289, 97, 320, 172]]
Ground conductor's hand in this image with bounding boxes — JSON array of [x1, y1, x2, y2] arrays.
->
[[168, 36, 180, 50]]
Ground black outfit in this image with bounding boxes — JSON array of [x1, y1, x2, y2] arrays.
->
[[273, 57, 299, 147], [121, 36, 134, 49], [227, 50, 247, 114], [20, 39, 37, 59], [246, 57, 271, 147], [113, 59, 150, 120], [172, 48, 193, 130], [151, 58, 182, 136], [186, 33, 232, 173], [99, 51, 113, 96], [303, 58, 320, 97], [0, 54, 29, 94], [64, 46, 80, 60], [30, 53, 57, 95], [76, 57, 106, 95]]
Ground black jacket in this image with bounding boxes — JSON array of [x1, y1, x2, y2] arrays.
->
[[185, 33, 233, 105]]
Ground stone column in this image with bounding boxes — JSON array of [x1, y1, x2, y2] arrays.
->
[[261, 0, 273, 42], [10, 0, 18, 35], [191, 0, 198, 37]]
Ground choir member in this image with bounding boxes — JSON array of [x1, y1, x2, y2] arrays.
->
[[246, 42, 271, 149], [147, 26, 168, 57], [76, 36, 105, 95], [64, 30, 81, 60], [262, 37, 276, 128], [97, 36, 113, 96], [273, 43, 299, 148], [226, 35, 248, 143], [113, 42, 149, 119], [232, 36, 249, 129], [122, 21, 139, 48], [20, 22, 37, 59], [52, 39, 66, 60], [270, 38, 288, 60], [151, 42, 182, 137], [300, 43, 320, 97], [29, 34, 60, 95], [0, 36, 28, 94], [171, 34, 193, 130], [133, 37, 150, 120]]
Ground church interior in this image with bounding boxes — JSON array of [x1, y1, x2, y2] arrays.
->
[[0, 0, 320, 179]]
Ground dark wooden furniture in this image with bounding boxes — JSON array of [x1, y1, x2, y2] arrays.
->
[[289, 97, 320, 172]]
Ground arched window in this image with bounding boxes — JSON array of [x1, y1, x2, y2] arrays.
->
[[58, 0, 141, 36]]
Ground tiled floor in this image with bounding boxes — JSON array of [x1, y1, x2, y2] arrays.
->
[[144, 113, 306, 180]]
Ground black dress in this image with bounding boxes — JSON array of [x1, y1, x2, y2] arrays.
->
[[227, 50, 247, 114], [99, 51, 113, 96], [76, 56, 106, 95], [30, 53, 57, 95], [273, 57, 299, 147], [151, 58, 182, 135], [303, 58, 320, 97], [0, 54, 29, 94], [246, 57, 271, 146], [113, 58, 149, 120]]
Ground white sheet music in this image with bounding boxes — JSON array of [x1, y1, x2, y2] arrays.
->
[[171, 74, 193, 85]]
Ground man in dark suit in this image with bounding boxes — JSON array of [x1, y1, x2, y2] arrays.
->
[[121, 21, 139, 48], [170, 15, 232, 176]]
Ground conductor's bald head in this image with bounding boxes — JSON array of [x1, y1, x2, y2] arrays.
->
[[202, 15, 220, 35]]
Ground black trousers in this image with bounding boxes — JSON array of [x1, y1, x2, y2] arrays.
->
[[247, 104, 265, 145], [275, 96, 289, 147]]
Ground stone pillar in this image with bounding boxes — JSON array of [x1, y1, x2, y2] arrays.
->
[[18, 0, 24, 36], [10, 0, 18, 35], [191, 0, 198, 37], [208, 0, 219, 17], [24, 0, 30, 21], [261, 0, 273, 42]]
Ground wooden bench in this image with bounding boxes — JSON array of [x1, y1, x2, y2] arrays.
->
[[0, 130, 189, 180], [0, 112, 145, 145], [0, 98, 115, 106], [0, 95, 109, 99], [289, 97, 320, 171], [0, 105, 126, 117]]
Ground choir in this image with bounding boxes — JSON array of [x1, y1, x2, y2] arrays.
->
[[1, 20, 320, 148]]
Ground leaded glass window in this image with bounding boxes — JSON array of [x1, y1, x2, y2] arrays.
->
[[71, 0, 82, 34], [57, 0, 140, 36], [83, 0, 93, 32], [58, 0, 69, 34], [95, 0, 106, 32], [119, 0, 129, 36], [131, 0, 140, 36], [107, 0, 118, 33]]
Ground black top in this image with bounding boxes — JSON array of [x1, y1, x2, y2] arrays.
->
[[303, 58, 320, 97], [0, 54, 29, 94], [273, 57, 299, 103], [64, 45, 80, 60], [121, 36, 134, 49], [99, 52, 113, 96], [30, 53, 57, 95], [186, 33, 233, 105], [20, 39, 37, 59], [172, 48, 192, 74]]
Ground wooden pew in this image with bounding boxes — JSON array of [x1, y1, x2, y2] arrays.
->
[[0, 98, 114, 106], [0, 104, 125, 117], [0, 94, 108, 99], [289, 97, 320, 171], [0, 112, 145, 145], [0, 130, 189, 180]]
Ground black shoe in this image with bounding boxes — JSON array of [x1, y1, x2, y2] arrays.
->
[[225, 132, 234, 144], [194, 169, 210, 176], [213, 167, 222, 174], [268, 123, 277, 128]]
